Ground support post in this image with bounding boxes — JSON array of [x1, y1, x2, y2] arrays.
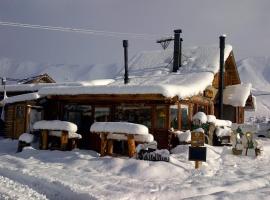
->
[[41, 130, 48, 150], [107, 139, 114, 156], [100, 133, 108, 156], [60, 130, 69, 150], [127, 134, 136, 157]]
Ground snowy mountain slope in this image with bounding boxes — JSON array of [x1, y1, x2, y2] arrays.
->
[[0, 57, 122, 82], [238, 57, 270, 119]]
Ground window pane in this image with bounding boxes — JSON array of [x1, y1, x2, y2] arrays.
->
[[115, 105, 151, 128], [16, 106, 25, 119], [181, 104, 189, 130], [156, 106, 166, 129], [170, 105, 178, 129], [95, 107, 110, 122]]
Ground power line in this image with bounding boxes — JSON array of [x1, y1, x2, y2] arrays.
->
[[0, 21, 169, 40]]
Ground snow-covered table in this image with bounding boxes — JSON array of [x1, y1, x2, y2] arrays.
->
[[90, 122, 153, 157], [33, 120, 80, 150]]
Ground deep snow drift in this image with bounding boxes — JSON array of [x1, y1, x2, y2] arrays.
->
[[0, 137, 270, 199]]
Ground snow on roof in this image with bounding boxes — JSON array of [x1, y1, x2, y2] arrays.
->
[[33, 120, 78, 132], [90, 122, 149, 135], [0, 79, 114, 92], [223, 83, 251, 107], [37, 45, 233, 99], [1, 92, 40, 105]]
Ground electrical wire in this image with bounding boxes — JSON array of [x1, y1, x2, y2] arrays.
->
[[0, 21, 170, 40]]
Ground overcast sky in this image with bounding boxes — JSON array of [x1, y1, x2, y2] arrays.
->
[[0, 0, 269, 65]]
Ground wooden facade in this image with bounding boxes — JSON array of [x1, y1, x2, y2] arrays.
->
[[3, 101, 42, 139], [40, 94, 214, 150]]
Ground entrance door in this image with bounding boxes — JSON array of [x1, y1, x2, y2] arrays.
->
[[13, 105, 26, 139]]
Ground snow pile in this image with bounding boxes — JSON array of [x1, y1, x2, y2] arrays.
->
[[215, 119, 232, 127], [223, 83, 251, 107], [193, 112, 207, 124], [18, 133, 34, 143], [33, 120, 78, 132], [1, 92, 40, 105], [215, 127, 232, 137], [49, 130, 82, 139], [207, 115, 216, 124], [174, 130, 191, 142], [90, 122, 149, 135]]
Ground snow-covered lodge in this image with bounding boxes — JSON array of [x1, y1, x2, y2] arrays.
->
[[0, 43, 253, 150]]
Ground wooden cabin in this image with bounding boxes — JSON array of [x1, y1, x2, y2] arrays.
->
[[1, 93, 42, 139], [36, 45, 251, 150], [0, 73, 55, 138], [1, 45, 252, 150]]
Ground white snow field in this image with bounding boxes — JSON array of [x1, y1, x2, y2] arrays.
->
[[0, 137, 270, 199]]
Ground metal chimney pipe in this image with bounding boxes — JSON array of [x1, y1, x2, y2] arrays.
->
[[123, 40, 129, 84], [218, 35, 226, 119], [173, 29, 182, 72], [179, 37, 183, 68]]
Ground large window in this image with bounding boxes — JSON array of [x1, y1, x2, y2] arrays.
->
[[94, 107, 110, 122], [63, 105, 93, 131], [156, 106, 166, 129], [180, 104, 189, 130], [170, 105, 178, 129], [115, 105, 151, 128]]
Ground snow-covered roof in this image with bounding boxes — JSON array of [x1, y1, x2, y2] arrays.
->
[[0, 79, 114, 92], [90, 122, 149, 135], [223, 83, 251, 107], [38, 45, 233, 99], [1, 92, 40, 105], [33, 120, 78, 132]]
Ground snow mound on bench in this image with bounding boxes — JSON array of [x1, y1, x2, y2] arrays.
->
[[33, 120, 77, 132], [90, 122, 149, 135]]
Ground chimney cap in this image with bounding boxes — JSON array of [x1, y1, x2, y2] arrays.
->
[[174, 29, 182, 34], [123, 40, 128, 47]]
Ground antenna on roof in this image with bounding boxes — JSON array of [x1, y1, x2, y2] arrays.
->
[[156, 36, 174, 50]]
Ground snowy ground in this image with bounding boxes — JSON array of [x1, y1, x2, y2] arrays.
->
[[1, 138, 270, 199]]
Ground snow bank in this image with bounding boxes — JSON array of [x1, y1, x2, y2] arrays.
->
[[90, 122, 149, 135], [18, 133, 34, 143], [107, 133, 154, 143], [33, 120, 77, 132], [1, 92, 40, 104], [223, 83, 251, 107]]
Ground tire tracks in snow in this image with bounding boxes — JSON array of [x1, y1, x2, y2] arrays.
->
[[0, 175, 47, 200], [0, 167, 97, 200]]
